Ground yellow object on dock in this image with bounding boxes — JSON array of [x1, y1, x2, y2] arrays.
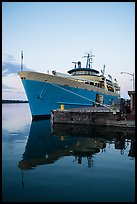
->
[[60, 104, 64, 110]]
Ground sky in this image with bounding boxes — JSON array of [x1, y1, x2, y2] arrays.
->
[[2, 2, 135, 100]]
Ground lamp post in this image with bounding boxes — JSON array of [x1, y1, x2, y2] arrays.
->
[[121, 71, 135, 91]]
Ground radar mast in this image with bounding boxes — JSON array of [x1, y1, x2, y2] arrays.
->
[[82, 51, 94, 69]]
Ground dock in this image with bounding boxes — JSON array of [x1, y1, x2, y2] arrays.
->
[[51, 106, 135, 128]]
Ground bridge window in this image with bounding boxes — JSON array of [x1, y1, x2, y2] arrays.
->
[[90, 82, 94, 85]]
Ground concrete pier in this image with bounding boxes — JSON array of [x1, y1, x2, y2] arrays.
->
[[51, 106, 135, 128]]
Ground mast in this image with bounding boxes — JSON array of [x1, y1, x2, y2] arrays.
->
[[101, 65, 105, 76], [21, 50, 23, 71], [82, 52, 94, 68]]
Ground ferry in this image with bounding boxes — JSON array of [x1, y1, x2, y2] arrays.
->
[[18, 52, 120, 119]]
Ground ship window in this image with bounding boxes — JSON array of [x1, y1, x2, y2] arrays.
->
[[107, 85, 114, 92], [90, 82, 94, 85], [72, 72, 76, 76], [95, 83, 100, 87], [81, 71, 84, 75], [100, 82, 104, 88], [83, 71, 87, 75], [79, 71, 83, 75]]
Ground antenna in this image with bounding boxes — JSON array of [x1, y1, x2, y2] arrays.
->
[[101, 65, 105, 76], [82, 51, 94, 68], [72, 62, 78, 69], [89, 52, 94, 68], [21, 50, 23, 71]]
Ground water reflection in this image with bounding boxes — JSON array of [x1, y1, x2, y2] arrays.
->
[[3, 103, 135, 202], [52, 124, 135, 158], [2, 104, 31, 133], [18, 120, 135, 171]]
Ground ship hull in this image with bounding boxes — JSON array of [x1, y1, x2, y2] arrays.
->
[[19, 71, 120, 119]]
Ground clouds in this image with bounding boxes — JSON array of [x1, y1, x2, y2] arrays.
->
[[2, 84, 16, 90], [2, 53, 31, 77], [2, 53, 15, 62], [2, 62, 21, 76], [2, 53, 31, 100]]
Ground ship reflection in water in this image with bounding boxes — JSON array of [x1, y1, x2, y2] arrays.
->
[[18, 119, 135, 172]]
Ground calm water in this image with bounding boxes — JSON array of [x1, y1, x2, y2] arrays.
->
[[2, 103, 135, 202]]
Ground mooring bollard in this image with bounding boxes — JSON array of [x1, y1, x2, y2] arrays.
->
[[60, 104, 64, 110]]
